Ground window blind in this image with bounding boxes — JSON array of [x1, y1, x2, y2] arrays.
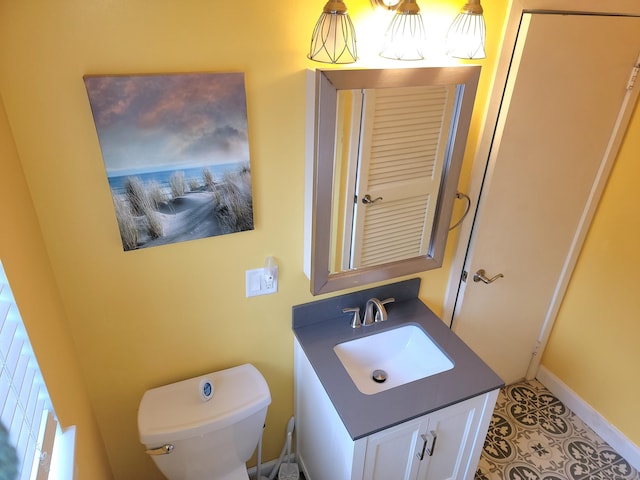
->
[[0, 261, 58, 480]]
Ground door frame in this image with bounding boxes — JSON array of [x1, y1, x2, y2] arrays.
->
[[442, 0, 640, 379]]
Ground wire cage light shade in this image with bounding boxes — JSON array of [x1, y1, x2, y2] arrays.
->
[[370, 0, 402, 10], [446, 0, 486, 59], [379, 0, 426, 61], [309, 0, 358, 64]]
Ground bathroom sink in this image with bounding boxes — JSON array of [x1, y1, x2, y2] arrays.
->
[[333, 325, 454, 395]]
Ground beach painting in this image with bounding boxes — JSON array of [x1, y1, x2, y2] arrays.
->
[[84, 72, 254, 251]]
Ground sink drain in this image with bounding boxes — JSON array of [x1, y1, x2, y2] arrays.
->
[[372, 369, 387, 383]]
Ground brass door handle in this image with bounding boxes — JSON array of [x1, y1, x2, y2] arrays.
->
[[473, 269, 504, 284]]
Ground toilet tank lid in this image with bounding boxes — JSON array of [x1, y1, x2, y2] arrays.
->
[[138, 363, 271, 445]]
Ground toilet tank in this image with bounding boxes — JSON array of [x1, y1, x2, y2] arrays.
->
[[138, 364, 271, 479]]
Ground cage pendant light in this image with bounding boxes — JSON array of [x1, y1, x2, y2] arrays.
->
[[309, 0, 358, 64], [379, 0, 426, 61], [446, 0, 486, 59], [370, 0, 402, 9]]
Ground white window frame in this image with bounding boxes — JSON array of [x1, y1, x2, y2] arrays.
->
[[0, 260, 75, 480]]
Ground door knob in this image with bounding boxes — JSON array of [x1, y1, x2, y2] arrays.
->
[[362, 194, 383, 205], [473, 269, 504, 284]]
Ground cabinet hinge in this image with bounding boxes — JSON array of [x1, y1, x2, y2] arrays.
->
[[461, 270, 468, 282], [626, 59, 640, 90]]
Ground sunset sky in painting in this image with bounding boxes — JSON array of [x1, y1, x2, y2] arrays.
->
[[84, 72, 250, 175]]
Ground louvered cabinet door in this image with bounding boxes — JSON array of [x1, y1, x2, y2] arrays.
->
[[350, 85, 457, 269]]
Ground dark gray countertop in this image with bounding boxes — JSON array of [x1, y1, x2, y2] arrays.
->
[[292, 279, 504, 440]]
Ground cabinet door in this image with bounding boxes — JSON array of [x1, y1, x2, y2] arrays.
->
[[416, 394, 488, 480], [362, 417, 425, 480]]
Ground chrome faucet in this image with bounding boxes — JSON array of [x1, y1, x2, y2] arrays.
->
[[363, 297, 395, 326], [343, 297, 395, 328], [342, 307, 361, 328]]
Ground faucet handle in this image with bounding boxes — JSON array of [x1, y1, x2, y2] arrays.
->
[[342, 307, 361, 328], [374, 298, 396, 322]]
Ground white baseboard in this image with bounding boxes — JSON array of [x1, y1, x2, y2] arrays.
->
[[537, 365, 640, 472]]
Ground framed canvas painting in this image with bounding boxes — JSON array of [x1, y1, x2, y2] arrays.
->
[[84, 72, 253, 251]]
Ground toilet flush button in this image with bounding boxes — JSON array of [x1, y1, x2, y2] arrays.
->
[[199, 378, 215, 402]]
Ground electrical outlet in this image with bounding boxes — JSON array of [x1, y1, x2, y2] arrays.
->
[[245, 267, 278, 297]]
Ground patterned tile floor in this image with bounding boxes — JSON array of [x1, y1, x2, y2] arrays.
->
[[475, 380, 639, 480]]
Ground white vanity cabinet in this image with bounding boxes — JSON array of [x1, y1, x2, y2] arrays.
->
[[294, 339, 498, 480], [361, 393, 496, 480]]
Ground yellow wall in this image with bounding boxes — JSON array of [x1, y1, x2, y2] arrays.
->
[[11, 0, 625, 477], [0, 0, 506, 476], [0, 95, 113, 478], [541, 101, 640, 445], [3, 0, 638, 476]]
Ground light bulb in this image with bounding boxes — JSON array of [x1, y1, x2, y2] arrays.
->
[[446, 0, 486, 59]]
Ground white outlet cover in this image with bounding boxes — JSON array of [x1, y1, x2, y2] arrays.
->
[[245, 267, 278, 297]]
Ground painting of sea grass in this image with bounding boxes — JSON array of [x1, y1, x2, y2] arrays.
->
[[84, 72, 254, 251]]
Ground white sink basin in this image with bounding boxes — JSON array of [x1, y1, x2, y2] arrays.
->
[[333, 325, 454, 395]]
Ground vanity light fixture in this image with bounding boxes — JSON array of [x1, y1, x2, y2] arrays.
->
[[370, 0, 402, 10], [309, 0, 358, 64], [379, 0, 427, 61], [446, 0, 486, 59]]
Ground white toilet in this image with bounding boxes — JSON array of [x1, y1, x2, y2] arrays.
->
[[138, 363, 271, 480]]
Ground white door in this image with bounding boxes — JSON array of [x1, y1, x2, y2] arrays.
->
[[349, 85, 456, 268], [450, 12, 640, 385]]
